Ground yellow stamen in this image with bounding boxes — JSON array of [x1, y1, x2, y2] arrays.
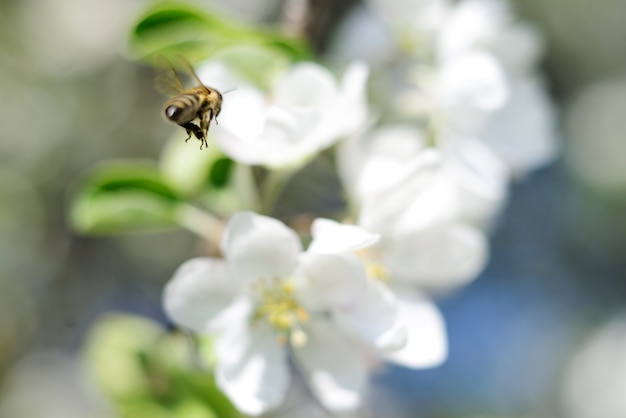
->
[[366, 262, 390, 282], [355, 249, 390, 282], [251, 279, 310, 346]]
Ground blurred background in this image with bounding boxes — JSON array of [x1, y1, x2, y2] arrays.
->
[[2, 0, 626, 417]]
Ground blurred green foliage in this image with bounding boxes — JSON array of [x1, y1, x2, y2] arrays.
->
[[82, 313, 240, 418], [130, 1, 311, 64], [70, 161, 184, 234]]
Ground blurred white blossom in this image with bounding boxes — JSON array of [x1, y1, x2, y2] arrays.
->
[[433, 0, 559, 174], [338, 126, 492, 290], [309, 218, 449, 368], [163, 212, 443, 415], [339, 123, 507, 229], [562, 314, 626, 418], [348, 0, 559, 176], [366, 0, 451, 34], [436, 0, 544, 77], [197, 60, 369, 169], [342, 138, 488, 289]]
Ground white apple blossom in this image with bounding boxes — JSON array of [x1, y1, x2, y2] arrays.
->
[[163, 212, 443, 415], [428, 58, 559, 175], [195, 59, 369, 169], [339, 124, 509, 230], [337, 124, 495, 289], [431, 0, 559, 174], [309, 218, 449, 368], [471, 76, 560, 174], [436, 0, 544, 77], [359, 0, 559, 176], [434, 50, 510, 134]]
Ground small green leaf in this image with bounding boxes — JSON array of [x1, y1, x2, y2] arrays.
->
[[129, 2, 311, 63], [81, 313, 165, 399], [208, 157, 234, 189], [69, 161, 184, 234]]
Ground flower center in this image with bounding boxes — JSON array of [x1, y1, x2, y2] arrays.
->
[[251, 280, 310, 346], [355, 248, 390, 282]]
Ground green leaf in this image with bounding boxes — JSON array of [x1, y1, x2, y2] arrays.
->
[[69, 161, 184, 234], [208, 157, 234, 189], [81, 313, 165, 400], [129, 2, 310, 63]]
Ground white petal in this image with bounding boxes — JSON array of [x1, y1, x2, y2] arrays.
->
[[307, 218, 379, 254], [294, 253, 367, 312], [215, 87, 267, 143], [437, 0, 509, 61], [480, 77, 559, 174], [335, 280, 405, 350], [338, 124, 427, 201], [393, 169, 460, 232], [442, 137, 510, 227], [274, 62, 337, 110], [221, 212, 302, 281], [292, 320, 367, 412], [214, 319, 289, 416], [382, 223, 488, 289], [330, 61, 370, 138], [162, 258, 240, 333], [215, 105, 308, 168], [196, 60, 244, 93], [357, 149, 441, 235], [437, 51, 509, 133], [384, 294, 448, 368]]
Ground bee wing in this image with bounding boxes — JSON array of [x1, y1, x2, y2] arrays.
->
[[154, 56, 186, 97], [176, 54, 207, 88]]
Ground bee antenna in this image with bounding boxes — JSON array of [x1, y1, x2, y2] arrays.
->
[[222, 88, 237, 95]]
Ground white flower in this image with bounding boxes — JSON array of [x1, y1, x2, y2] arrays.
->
[[338, 125, 493, 292], [562, 314, 626, 418], [309, 218, 449, 368], [163, 212, 408, 415], [196, 60, 369, 169], [433, 57, 559, 174], [430, 0, 559, 175], [434, 50, 510, 134], [339, 124, 509, 230], [436, 0, 544, 77], [473, 76, 560, 175]]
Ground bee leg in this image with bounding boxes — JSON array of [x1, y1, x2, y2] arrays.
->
[[199, 112, 212, 150], [181, 122, 202, 143]]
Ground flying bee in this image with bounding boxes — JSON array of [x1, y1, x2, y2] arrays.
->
[[155, 56, 222, 150]]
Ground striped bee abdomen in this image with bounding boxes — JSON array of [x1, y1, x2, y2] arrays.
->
[[164, 93, 202, 124]]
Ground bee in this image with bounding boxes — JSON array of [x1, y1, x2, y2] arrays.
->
[[155, 57, 222, 150]]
